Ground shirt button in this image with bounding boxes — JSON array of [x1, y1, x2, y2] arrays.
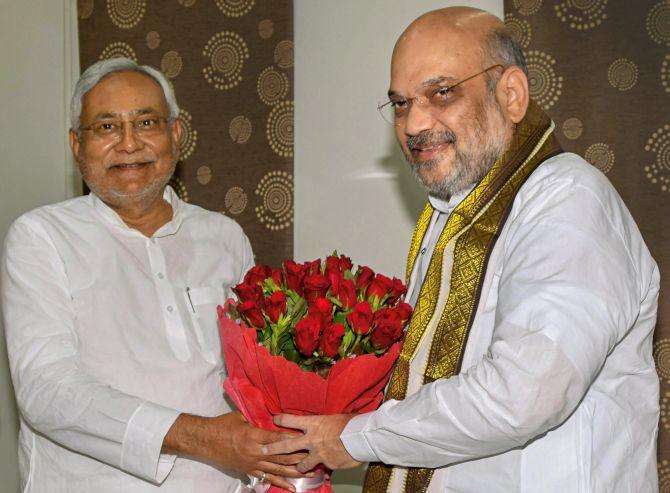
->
[[157, 272, 164, 279], [167, 305, 174, 313], [421, 248, 427, 255], [151, 238, 157, 244]]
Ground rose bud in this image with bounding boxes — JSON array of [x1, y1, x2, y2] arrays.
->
[[264, 291, 287, 323], [237, 300, 266, 329], [387, 277, 408, 304], [319, 323, 345, 358], [338, 255, 353, 273], [303, 273, 330, 304], [303, 259, 322, 276], [233, 282, 264, 305], [325, 255, 341, 276], [395, 302, 413, 323], [346, 301, 374, 335], [366, 274, 394, 302], [338, 278, 357, 310], [268, 267, 284, 288], [309, 297, 333, 325], [294, 315, 322, 356], [354, 265, 375, 291], [244, 265, 270, 287], [284, 260, 307, 294], [326, 270, 343, 299], [370, 308, 403, 349]]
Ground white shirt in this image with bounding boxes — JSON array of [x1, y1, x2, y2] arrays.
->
[[341, 153, 660, 492], [1, 187, 253, 492]]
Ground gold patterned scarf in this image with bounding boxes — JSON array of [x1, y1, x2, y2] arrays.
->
[[363, 100, 562, 493]]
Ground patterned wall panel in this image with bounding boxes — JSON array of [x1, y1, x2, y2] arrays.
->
[[504, 0, 670, 483], [77, 0, 294, 267]]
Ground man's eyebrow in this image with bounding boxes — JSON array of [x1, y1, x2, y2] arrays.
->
[[387, 75, 458, 98], [90, 107, 159, 120]]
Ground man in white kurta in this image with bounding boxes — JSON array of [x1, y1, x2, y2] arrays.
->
[[1, 58, 300, 492], [264, 7, 660, 492]]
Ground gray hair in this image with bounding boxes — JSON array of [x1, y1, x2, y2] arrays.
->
[[481, 27, 529, 93], [70, 57, 179, 132]]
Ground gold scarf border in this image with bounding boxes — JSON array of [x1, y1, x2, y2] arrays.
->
[[364, 100, 562, 493]]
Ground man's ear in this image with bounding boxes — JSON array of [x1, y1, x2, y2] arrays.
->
[[69, 129, 83, 170], [495, 66, 529, 124], [170, 118, 183, 161]]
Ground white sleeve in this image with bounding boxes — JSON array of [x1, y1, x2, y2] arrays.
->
[[1, 217, 180, 483], [340, 178, 645, 467]]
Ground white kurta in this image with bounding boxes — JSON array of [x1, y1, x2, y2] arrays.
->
[[1, 186, 253, 492], [341, 153, 660, 492]]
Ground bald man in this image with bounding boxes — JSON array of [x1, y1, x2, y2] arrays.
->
[[266, 7, 660, 492]]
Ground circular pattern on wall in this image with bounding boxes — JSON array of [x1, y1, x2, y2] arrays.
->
[[562, 117, 584, 140], [655, 338, 670, 381], [215, 0, 254, 18], [259, 19, 274, 39], [196, 165, 212, 185], [660, 460, 670, 493], [169, 176, 189, 202], [647, 0, 670, 46], [99, 42, 138, 62], [555, 0, 608, 30], [78, 0, 94, 19], [257, 67, 289, 105], [161, 51, 183, 79], [607, 58, 638, 91], [525, 50, 563, 110], [504, 14, 532, 48], [644, 124, 670, 192], [177, 109, 198, 160], [106, 0, 146, 29], [274, 40, 294, 69], [584, 143, 615, 173], [230, 116, 252, 144], [662, 54, 670, 93], [512, 0, 543, 16], [203, 31, 249, 91], [146, 31, 160, 50], [266, 101, 294, 157], [255, 171, 293, 230], [225, 186, 248, 215]]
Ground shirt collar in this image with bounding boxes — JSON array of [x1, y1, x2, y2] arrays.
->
[[89, 185, 185, 238], [428, 185, 475, 215]]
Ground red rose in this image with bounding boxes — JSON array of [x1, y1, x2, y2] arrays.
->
[[233, 282, 264, 305], [326, 270, 343, 299], [319, 323, 345, 358], [395, 302, 413, 323], [325, 255, 341, 276], [366, 274, 394, 302], [244, 265, 270, 287], [264, 291, 287, 323], [268, 268, 284, 288], [303, 273, 330, 304], [387, 277, 408, 304], [294, 315, 322, 356], [338, 255, 353, 273], [308, 297, 333, 326], [355, 265, 375, 290], [338, 278, 357, 310], [303, 259, 322, 276], [237, 300, 266, 329], [346, 301, 373, 335], [370, 307, 403, 349], [283, 260, 307, 294]]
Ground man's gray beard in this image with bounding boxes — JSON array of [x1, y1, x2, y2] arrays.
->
[[404, 99, 507, 201]]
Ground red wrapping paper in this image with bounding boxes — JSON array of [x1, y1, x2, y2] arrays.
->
[[218, 305, 401, 493]]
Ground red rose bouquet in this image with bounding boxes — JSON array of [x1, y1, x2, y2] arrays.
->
[[218, 254, 412, 493]]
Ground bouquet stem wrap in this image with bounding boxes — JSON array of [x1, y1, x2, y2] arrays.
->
[[219, 305, 401, 493]]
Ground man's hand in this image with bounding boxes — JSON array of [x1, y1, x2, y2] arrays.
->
[[262, 414, 361, 473], [163, 411, 307, 491]]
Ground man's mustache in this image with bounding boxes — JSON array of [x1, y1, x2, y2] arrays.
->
[[406, 129, 457, 151]]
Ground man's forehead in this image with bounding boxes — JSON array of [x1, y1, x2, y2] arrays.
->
[[82, 71, 167, 117]]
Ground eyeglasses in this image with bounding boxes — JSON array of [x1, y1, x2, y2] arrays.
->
[[377, 64, 503, 125], [80, 115, 170, 141]]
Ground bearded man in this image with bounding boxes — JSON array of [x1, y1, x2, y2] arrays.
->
[[264, 7, 660, 492], [1, 58, 304, 492]]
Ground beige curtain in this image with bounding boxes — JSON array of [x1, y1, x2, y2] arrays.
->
[[77, 0, 294, 267], [504, 0, 670, 486]]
